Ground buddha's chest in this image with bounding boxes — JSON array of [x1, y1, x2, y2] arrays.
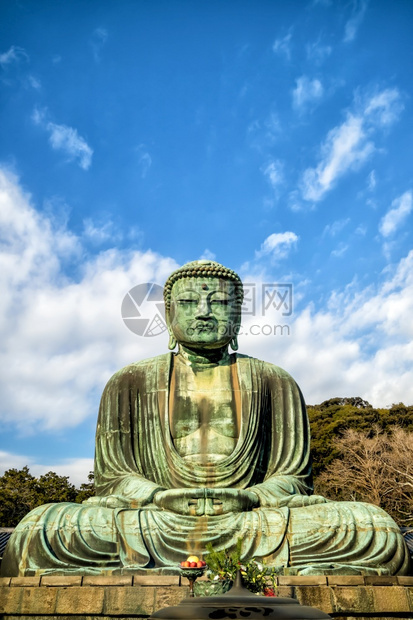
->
[[169, 361, 241, 464]]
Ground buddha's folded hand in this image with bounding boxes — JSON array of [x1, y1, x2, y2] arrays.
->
[[204, 488, 260, 514], [153, 487, 260, 515], [153, 488, 206, 515]]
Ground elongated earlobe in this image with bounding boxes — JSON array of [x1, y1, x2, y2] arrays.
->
[[230, 336, 239, 351], [168, 333, 177, 350]]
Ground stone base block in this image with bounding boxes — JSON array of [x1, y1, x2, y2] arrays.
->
[[1, 575, 413, 620]]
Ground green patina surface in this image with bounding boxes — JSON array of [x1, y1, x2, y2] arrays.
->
[[1, 260, 410, 577]]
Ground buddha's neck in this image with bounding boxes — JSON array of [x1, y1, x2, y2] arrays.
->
[[177, 345, 230, 367]]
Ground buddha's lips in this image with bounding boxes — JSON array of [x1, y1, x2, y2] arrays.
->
[[192, 321, 215, 332]]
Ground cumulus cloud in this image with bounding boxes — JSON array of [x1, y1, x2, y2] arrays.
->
[[0, 45, 29, 68], [300, 88, 403, 202], [239, 249, 413, 407], [344, 0, 368, 43], [272, 32, 292, 61], [33, 108, 93, 170], [292, 76, 323, 111], [379, 190, 413, 238], [256, 232, 299, 260], [0, 167, 177, 436]]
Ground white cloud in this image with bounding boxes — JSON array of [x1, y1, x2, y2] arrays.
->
[[323, 218, 350, 237], [344, 0, 368, 43], [364, 88, 403, 126], [90, 27, 108, 62], [199, 249, 216, 261], [272, 32, 292, 61], [379, 190, 413, 238], [0, 45, 28, 68], [331, 242, 349, 258], [355, 224, 367, 236], [256, 232, 299, 260], [27, 75, 41, 90], [136, 144, 152, 178], [292, 76, 323, 111], [83, 218, 122, 244], [47, 122, 93, 170], [367, 170, 376, 191], [239, 249, 413, 407], [0, 167, 177, 434], [247, 113, 281, 150], [0, 451, 93, 486], [300, 88, 403, 202], [306, 41, 332, 64], [32, 108, 93, 170], [262, 160, 283, 190]]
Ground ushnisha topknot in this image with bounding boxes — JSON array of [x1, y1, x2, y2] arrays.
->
[[163, 260, 244, 311]]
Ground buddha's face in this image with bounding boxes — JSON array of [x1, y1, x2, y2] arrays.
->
[[168, 277, 240, 350]]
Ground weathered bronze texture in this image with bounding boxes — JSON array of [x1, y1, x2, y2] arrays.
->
[[1, 260, 410, 577]]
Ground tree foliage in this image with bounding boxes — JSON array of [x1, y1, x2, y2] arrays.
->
[[0, 467, 95, 527], [308, 398, 413, 476], [309, 398, 413, 526]]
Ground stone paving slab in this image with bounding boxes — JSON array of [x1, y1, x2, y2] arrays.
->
[[1, 577, 413, 619]]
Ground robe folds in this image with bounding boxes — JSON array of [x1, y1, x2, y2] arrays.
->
[[1, 353, 410, 576]]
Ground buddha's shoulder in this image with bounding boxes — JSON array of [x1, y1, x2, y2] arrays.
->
[[104, 353, 171, 385], [236, 353, 298, 384]]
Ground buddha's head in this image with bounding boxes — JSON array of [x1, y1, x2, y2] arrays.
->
[[164, 260, 243, 352]]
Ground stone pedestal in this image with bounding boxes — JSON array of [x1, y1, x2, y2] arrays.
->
[[1, 575, 413, 620]]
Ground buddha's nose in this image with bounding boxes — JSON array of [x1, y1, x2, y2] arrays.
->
[[195, 298, 211, 318]]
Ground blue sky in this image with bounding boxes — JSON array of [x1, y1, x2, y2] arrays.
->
[[1, 0, 412, 484]]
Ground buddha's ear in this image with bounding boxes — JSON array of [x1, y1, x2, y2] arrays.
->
[[164, 309, 177, 350]]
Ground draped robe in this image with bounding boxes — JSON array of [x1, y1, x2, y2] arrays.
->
[[1, 353, 409, 576]]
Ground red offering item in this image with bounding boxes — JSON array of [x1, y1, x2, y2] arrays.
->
[[196, 561, 203, 568], [190, 561, 197, 567]]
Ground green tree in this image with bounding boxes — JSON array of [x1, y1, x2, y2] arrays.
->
[[308, 398, 413, 477], [36, 471, 77, 505], [75, 471, 95, 504], [0, 466, 39, 527], [0, 467, 95, 527]]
